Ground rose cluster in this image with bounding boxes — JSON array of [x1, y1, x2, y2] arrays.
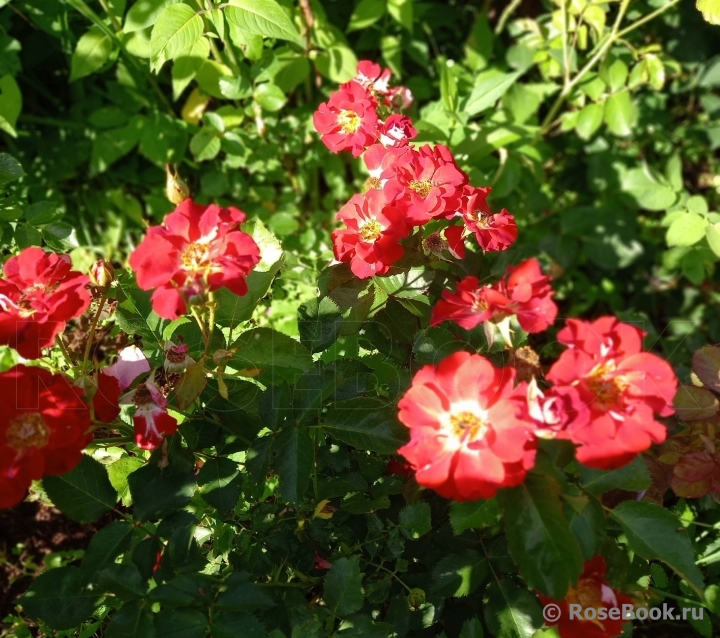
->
[[313, 61, 518, 279], [397, 317, 677, 502], [0, 198, 260, 508]]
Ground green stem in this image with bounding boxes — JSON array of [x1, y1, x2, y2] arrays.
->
[[55, 335, 75, 368], [97, 0, 122, 32], [367, 561, 413, 593], [204, 291, 216, 356], [494, 0, 523, 35], [616, 0, 682, 40], [89, 436, 134, 446], [649, 587, 708, 609], [560, 0, 570, 87], [82, 291, 108, 375]]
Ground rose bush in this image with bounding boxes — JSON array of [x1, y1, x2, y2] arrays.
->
[[1, 1, 720, 638]]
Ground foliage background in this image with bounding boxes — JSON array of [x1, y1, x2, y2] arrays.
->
[[2, 0, 720, 636]]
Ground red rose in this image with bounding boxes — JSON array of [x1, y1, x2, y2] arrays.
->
[[538, 556, 633, 638], [431, 258, 557, 334], [0, 364, 92, 509], [332, 190, 411, 279], [121, 378, 178, 449], [383, 144, 467, 224], [355, 60, 392, 95], [397, 352, 537, 501], [128, 200, 260, 320], [377, 115, 417, 148], [546, 317, 677, 469], [457, 186, 518, 252], [0, 247, 91, 359], [313, 81, 379, 157]]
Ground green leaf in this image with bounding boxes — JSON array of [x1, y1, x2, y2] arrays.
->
[[254, 83, 287, 112], [230, 328, 312, 384], [347, 0, 386, 31], [502, 473, 584, 599], [18, 566, 99, 630], [150, 4, 204, 72], [314, 45, 359, 84], [125, 0, 180, 33], [575, 102, 603, 140], [70, 26, 113, 81], [399, 502, 431, 539], [610, 501, 705, 597], [387, 0, 413, 32], [225, 0, 304, 48], [298, 297, 344, 353], [91, 117, 144, 174], [0, 152, 24, 185], [0, 74, 22, 137], [106, 601, 156, 638], [172, 36, 210, 99], [568, 495, 606, 560], [459, 617, 484, 638], [323, 397, 409, 453], [324, 557, 364, 617], [621, 166, 678, 211], [215, 576, 274, 612], [450, 498, 501, 535], [484, 578, 543, 638], [666, 212, 707, 247], [413, 327, 470, 366], [127, 461, 197, 522], [198, 457, 242, 514], [97, 563, 148, 600], [273, 425, 313, 503], [673, 384, 719, 421], [580, 455, 651, 495], [108, 457, 144, 506], [155, 609, 208, 638], [214, 219, 283, 327], [43, 454, 118, 523], [463, 71, 523, 118], [697, 0, 720, 25], [190, 129, 221, 162], [431, 550, 488, 597], [603, 91, 637, 137], [211, 612, 267, 638], [600, 58, 628, 92], [79, 521, 135, 583], [43, 222, 80, 251]]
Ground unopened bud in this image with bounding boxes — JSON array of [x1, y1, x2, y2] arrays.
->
[[90, 260, 115, 288], [407, 588, 425, 610], [165, 164, 190, 205]]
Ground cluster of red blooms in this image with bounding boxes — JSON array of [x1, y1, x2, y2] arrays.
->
[[313, 61, 518, 279], [0, 198, 260, 508], [397, 317, 677, 501]]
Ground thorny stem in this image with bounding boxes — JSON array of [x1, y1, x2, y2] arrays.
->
[[368, 561, 413, 593], [204, 291, 216, 356], [82, 291, 108, 375], [54, 335, 75, 367]]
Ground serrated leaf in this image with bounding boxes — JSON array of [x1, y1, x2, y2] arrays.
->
[[450, 498, 501, 535], [125, 0, 180, 33], [324, 557, 364, 617], [431, 550, 488, 597], [323, 398, 409, 453], [79, 521, 135, 584], [484, 578, 543, 638], [579, 455, 651, 495], [172, 36, 210, 99], [273, 425, 313, 503], [70, 26, 113, 81], [698, 0, 720, 25], [225, 0, 304, 48], [463, 71, 523, 118], [575, 102, 603, 140], [211, 612, 267, 638], [150, 4, 204, 72], [610, 501, 705, 597], [108, 456, 146, 506], [105, 600, 156, 638], [603, 91, 636, 137], [198, 457, 242, 514], [155, 609, 208, 638], [18, 566, 99, 630], [399, 502, 431, 539], [673, 384, 719, 421], [298, 296, 343, 353], [43, 454, 118, 523], [502, 473, 584, 599], [692, 345, 720, 392], [0, 152, 24, 185], [231, 328, 312, 384]]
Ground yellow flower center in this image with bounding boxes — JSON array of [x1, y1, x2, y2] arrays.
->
[[471, 210, 492, 227], [7, 413, 50, 451], [586, 362, 628, 409], [408, 180, 434, 198], [365, 177, 382, 191], [181, 242, 210, 273], [337, 109, 361, 134], [450, 411, 485, 441], [359, 219, 383, 243]]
